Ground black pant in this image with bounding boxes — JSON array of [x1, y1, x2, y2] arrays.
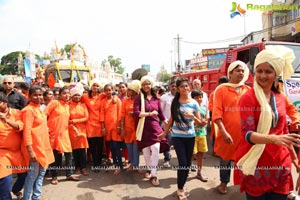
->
[[50, 150, 73, 178], [172, 137, 195, 189], [12, 172, 27, 195], [73, 148, 87, 169], [88, 137, 104, 167], [246, 192, 287, 200]]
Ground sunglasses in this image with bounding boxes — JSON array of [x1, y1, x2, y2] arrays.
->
[[3, 82, 12, 85]]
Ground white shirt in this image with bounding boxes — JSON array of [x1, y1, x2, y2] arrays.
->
[[160, 92, 175, 120]]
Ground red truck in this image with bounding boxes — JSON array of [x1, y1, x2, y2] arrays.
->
[[180, 41, 300, 94]]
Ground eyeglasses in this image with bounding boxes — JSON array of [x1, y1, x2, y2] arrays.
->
[[3, 82, 12, 85], [142, 83, 151, 86]]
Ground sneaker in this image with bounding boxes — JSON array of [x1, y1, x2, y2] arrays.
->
[[196, 173, 208, 182], [163, 161, 171, 168]]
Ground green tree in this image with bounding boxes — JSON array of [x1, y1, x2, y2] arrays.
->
[[156, 65, 171, 83], [0, 51, 25, 75], [101, 55, 124, 74]]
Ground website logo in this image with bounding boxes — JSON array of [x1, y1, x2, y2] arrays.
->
[[230, 2, 246, 18]]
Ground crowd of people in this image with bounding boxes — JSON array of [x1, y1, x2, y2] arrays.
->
[[1, 45, 300, 200]]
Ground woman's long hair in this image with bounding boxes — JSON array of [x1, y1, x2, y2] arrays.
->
[[171, 77, 189, 130]]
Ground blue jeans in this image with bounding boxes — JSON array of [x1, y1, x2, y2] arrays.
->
[[126, 142, 140, 168], [0, 175, 12, 200], [219, 158, 233, 184], [110, 141, 123, 169], [246, 192, 288, 200], [172, 137, 195, 189], [23, 161, 46, 200]]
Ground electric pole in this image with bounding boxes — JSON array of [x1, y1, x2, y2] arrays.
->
[[174, 34, 182, 73], [169, 50, 173, 73]]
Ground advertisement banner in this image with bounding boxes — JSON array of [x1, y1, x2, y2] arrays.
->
[[208, 54, 226, 70], [283, 78, 300, 112], [24, 59, 31, 78]]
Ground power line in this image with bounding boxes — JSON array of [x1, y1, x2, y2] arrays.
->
[[182, 35, 245, 45]]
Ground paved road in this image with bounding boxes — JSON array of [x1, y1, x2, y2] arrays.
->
[[37, 151, 245, 200], [11, 134, 300, 200]]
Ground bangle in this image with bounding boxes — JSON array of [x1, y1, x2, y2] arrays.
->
[[266, 135, 276, 144]]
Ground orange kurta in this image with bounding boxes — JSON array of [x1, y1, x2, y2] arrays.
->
[[208, 91, 214, 112], [22, 102, 54, 168], [69, 101, 89, 149], [0, 109, 27, 178], [100, 96, 122, 141], [121, 97, 136, 143], [44, 100, 71, 153], [212, 85, 250, 160], [81, 93, 104, 138], [208, 91, 217, 140]]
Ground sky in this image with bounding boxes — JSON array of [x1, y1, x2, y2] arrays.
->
[[0, 0, 272, 76]]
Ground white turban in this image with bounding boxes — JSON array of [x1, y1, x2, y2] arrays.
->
[[128, 80, 141, 94], [89, 78, 101, 89], [70, 82, 84, 96], [254, 45, 295, 80], [140, 75, 155, 88], [227, 60, 249, 85]]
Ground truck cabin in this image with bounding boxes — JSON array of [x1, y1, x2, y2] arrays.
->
[[45, 61, 91, 88], [178, 41, 300, 95]]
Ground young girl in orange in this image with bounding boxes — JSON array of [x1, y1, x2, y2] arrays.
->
[[69, 85, 89, 176], [120, 80, 141, 172], [44, 86, 79, 184], [100, 84, 122, 175], [22, 85, 54, 200]]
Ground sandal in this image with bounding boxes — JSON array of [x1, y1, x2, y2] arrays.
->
[[144, 171, 152, 179], [126, 165, 133, 171], [50, 177, 58, 185], [177, 190, 188, 200], [150, 176, 160, 186], [217, 183, 227, 194], [183, 188, 190, 197], [113, 169, 121, 175], [14, 191, 22, 200]]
